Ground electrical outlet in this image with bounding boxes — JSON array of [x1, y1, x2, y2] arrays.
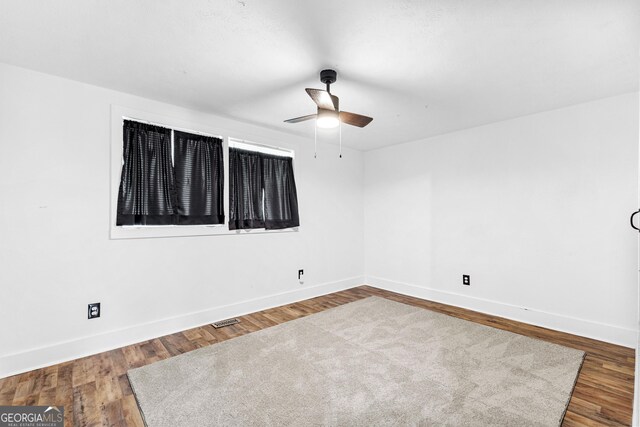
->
[[298, 269, 304, 280], [88, 303, 101, 319], [462, 275, 470, 286]]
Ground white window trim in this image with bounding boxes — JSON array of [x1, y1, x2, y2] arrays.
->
[[110, 104, 298, 240], [229, 138, 294, 158]]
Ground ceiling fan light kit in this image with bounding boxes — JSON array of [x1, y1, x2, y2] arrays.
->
[[316, 109, 339, 129], [285, 69, 373, 157]]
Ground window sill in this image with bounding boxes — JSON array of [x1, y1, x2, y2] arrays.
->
[[109, 224, 298, 240]]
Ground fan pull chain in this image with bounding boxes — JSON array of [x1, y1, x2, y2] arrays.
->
[[339, 120, 342, 159], [314, 123, 317, 158]]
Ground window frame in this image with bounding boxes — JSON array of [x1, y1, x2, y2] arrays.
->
[[228, 138, 298, 231], [110, 105, 298, 240]]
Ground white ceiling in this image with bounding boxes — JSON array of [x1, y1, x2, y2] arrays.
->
[[0, 1, 638, 150]]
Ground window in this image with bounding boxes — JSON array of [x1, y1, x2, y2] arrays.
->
[[116, 120, 224, 226], [229, 139, 299, 230], [109, 106, 300, 239]]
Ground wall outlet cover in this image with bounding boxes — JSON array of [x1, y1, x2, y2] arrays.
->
[[88, 303, 101, 319]]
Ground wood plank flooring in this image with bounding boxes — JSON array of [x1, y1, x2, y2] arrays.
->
[[0, 286, 634, 426]]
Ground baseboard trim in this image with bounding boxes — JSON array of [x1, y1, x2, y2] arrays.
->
[[0, 276, 364, 379], [366, 276, 636, 348]]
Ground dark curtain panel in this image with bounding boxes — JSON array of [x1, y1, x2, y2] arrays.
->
[[174, 131, 224, 225], [262, 154, 299, 229], [117, 120, 176, 225], [229, 148, 265, 230]]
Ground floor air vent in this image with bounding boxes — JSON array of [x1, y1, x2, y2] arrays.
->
[[212, 318, 240, 328]]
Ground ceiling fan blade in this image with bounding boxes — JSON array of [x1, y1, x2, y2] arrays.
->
[[339, 111, 373, 128], [284, 114, 317, 123], [331, 94, 339, 111], [305, 88, 338, 111]]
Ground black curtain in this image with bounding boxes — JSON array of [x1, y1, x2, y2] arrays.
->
[[262, 154, 299, 229], [229, 148, 264, 230], [174, 131, 224, 225], [229, 148, 299, 230], [117, 121, 176, 225]]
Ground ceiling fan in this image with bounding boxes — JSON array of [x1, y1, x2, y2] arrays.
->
[[284, 69, 373, 129]]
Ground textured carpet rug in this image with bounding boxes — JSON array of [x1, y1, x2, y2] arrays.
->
[[128, 297, 585, 426]]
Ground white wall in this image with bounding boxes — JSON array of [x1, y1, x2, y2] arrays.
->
[[0, 63, 365, 377], [1, 60, 636, 378], [634, 87, 640, 427], [364, 93, 639, 347]]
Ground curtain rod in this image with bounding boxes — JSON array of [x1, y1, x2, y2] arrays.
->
[[122, 116, 223, 139], [228, 138, 294, 155]]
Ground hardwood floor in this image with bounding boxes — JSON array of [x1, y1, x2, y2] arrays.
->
[[0, 286, 634, 426]]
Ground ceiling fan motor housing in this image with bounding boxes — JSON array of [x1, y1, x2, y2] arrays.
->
[[320, 69, 337, 85]]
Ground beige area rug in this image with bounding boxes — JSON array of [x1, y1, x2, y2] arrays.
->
[[128, 297, 585, 426]]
